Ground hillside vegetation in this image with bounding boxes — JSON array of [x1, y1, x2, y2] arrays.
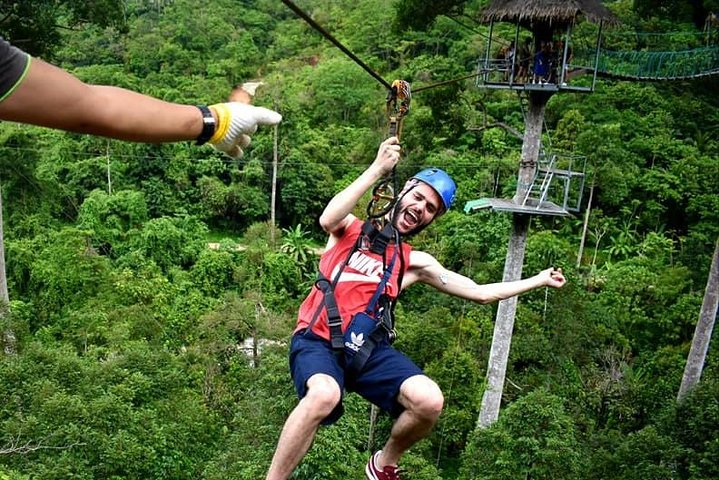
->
[[1, 0, 718, 479]]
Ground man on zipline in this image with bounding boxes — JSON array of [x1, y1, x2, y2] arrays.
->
[[0, 36, 280, 158], [266, 136, 566, 480]]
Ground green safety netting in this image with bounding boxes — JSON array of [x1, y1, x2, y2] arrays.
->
[[573, 45, 719, 80]]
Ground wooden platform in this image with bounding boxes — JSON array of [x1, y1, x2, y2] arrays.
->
[[480, 81, 592, 93], [464, 197, 571, 217], [538, 167, 585, 178]]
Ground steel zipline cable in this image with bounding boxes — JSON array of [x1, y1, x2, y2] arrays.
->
[[280, 0, 392, 90], [280, 0, 480, 94], [412, 72, 479, 92]]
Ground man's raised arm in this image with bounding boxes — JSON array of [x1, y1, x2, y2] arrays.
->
[[319, 136, 401, 236]]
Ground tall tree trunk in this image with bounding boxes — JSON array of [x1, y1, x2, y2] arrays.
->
[[677, 237, 719, 401], [0, 184, 15, 356], [478, 92, 549, 428], [577, 181, 594, 267]]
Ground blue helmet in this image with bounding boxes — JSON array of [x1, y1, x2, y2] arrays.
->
[[410, 168, 456, 213]]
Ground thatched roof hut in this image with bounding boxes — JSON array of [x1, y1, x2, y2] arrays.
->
[[481, 0, 620, 27]]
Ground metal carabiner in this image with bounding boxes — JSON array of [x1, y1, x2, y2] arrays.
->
[[367, 80, 411, 219], [386, 79, 411, 139]]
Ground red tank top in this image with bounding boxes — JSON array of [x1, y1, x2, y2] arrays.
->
[[296, 218, 412, 340]]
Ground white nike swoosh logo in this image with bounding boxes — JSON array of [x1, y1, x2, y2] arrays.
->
[[337, 272, 380, 283]]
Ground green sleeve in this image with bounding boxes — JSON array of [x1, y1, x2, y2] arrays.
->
[[0, 36, 32, 103]]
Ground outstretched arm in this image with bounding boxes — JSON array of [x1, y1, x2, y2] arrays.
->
[[319, 136, 401, 237], [405, 250, 566, 303], [0, 58, 207, 142], [0, 50, 281, 157]]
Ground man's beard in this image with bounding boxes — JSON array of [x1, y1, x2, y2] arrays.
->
[[389, 197, 432, 238]]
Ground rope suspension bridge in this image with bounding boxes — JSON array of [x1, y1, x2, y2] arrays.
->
[[577, 29, 719, 81], [592, 46, 719, 80]]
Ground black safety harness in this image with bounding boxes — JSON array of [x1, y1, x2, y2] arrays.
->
[[306, 219, 405, 373]]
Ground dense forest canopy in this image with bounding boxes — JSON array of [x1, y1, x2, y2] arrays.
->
[[1, 0, 718, 479]]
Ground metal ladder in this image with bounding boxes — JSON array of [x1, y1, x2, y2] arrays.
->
[[522, 153, 557, 209]]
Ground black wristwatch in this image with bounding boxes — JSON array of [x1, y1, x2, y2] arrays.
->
[[195, 105, 216, 145]]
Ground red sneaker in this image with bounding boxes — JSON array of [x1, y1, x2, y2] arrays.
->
[[365, 451, 401, 480]]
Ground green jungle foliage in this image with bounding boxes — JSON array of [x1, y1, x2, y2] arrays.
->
[[1, 0, 718, 479]]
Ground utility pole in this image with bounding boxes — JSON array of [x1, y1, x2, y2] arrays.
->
[[479, 93, 550, 428], [271, 123, 278, 246], [0, 183, 15, 355], [106, 141, 112, 195], [229, 81, 279, 245]]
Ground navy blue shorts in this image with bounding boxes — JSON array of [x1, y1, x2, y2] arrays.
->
[[290, 329, 423, 425]]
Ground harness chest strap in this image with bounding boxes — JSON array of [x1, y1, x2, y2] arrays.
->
[[363, 248, 399, 317], [316, 274, 346, 350], [306, 229, 359, 349]]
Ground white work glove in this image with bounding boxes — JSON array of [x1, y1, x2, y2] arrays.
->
[[208, 102, 282, 158]]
